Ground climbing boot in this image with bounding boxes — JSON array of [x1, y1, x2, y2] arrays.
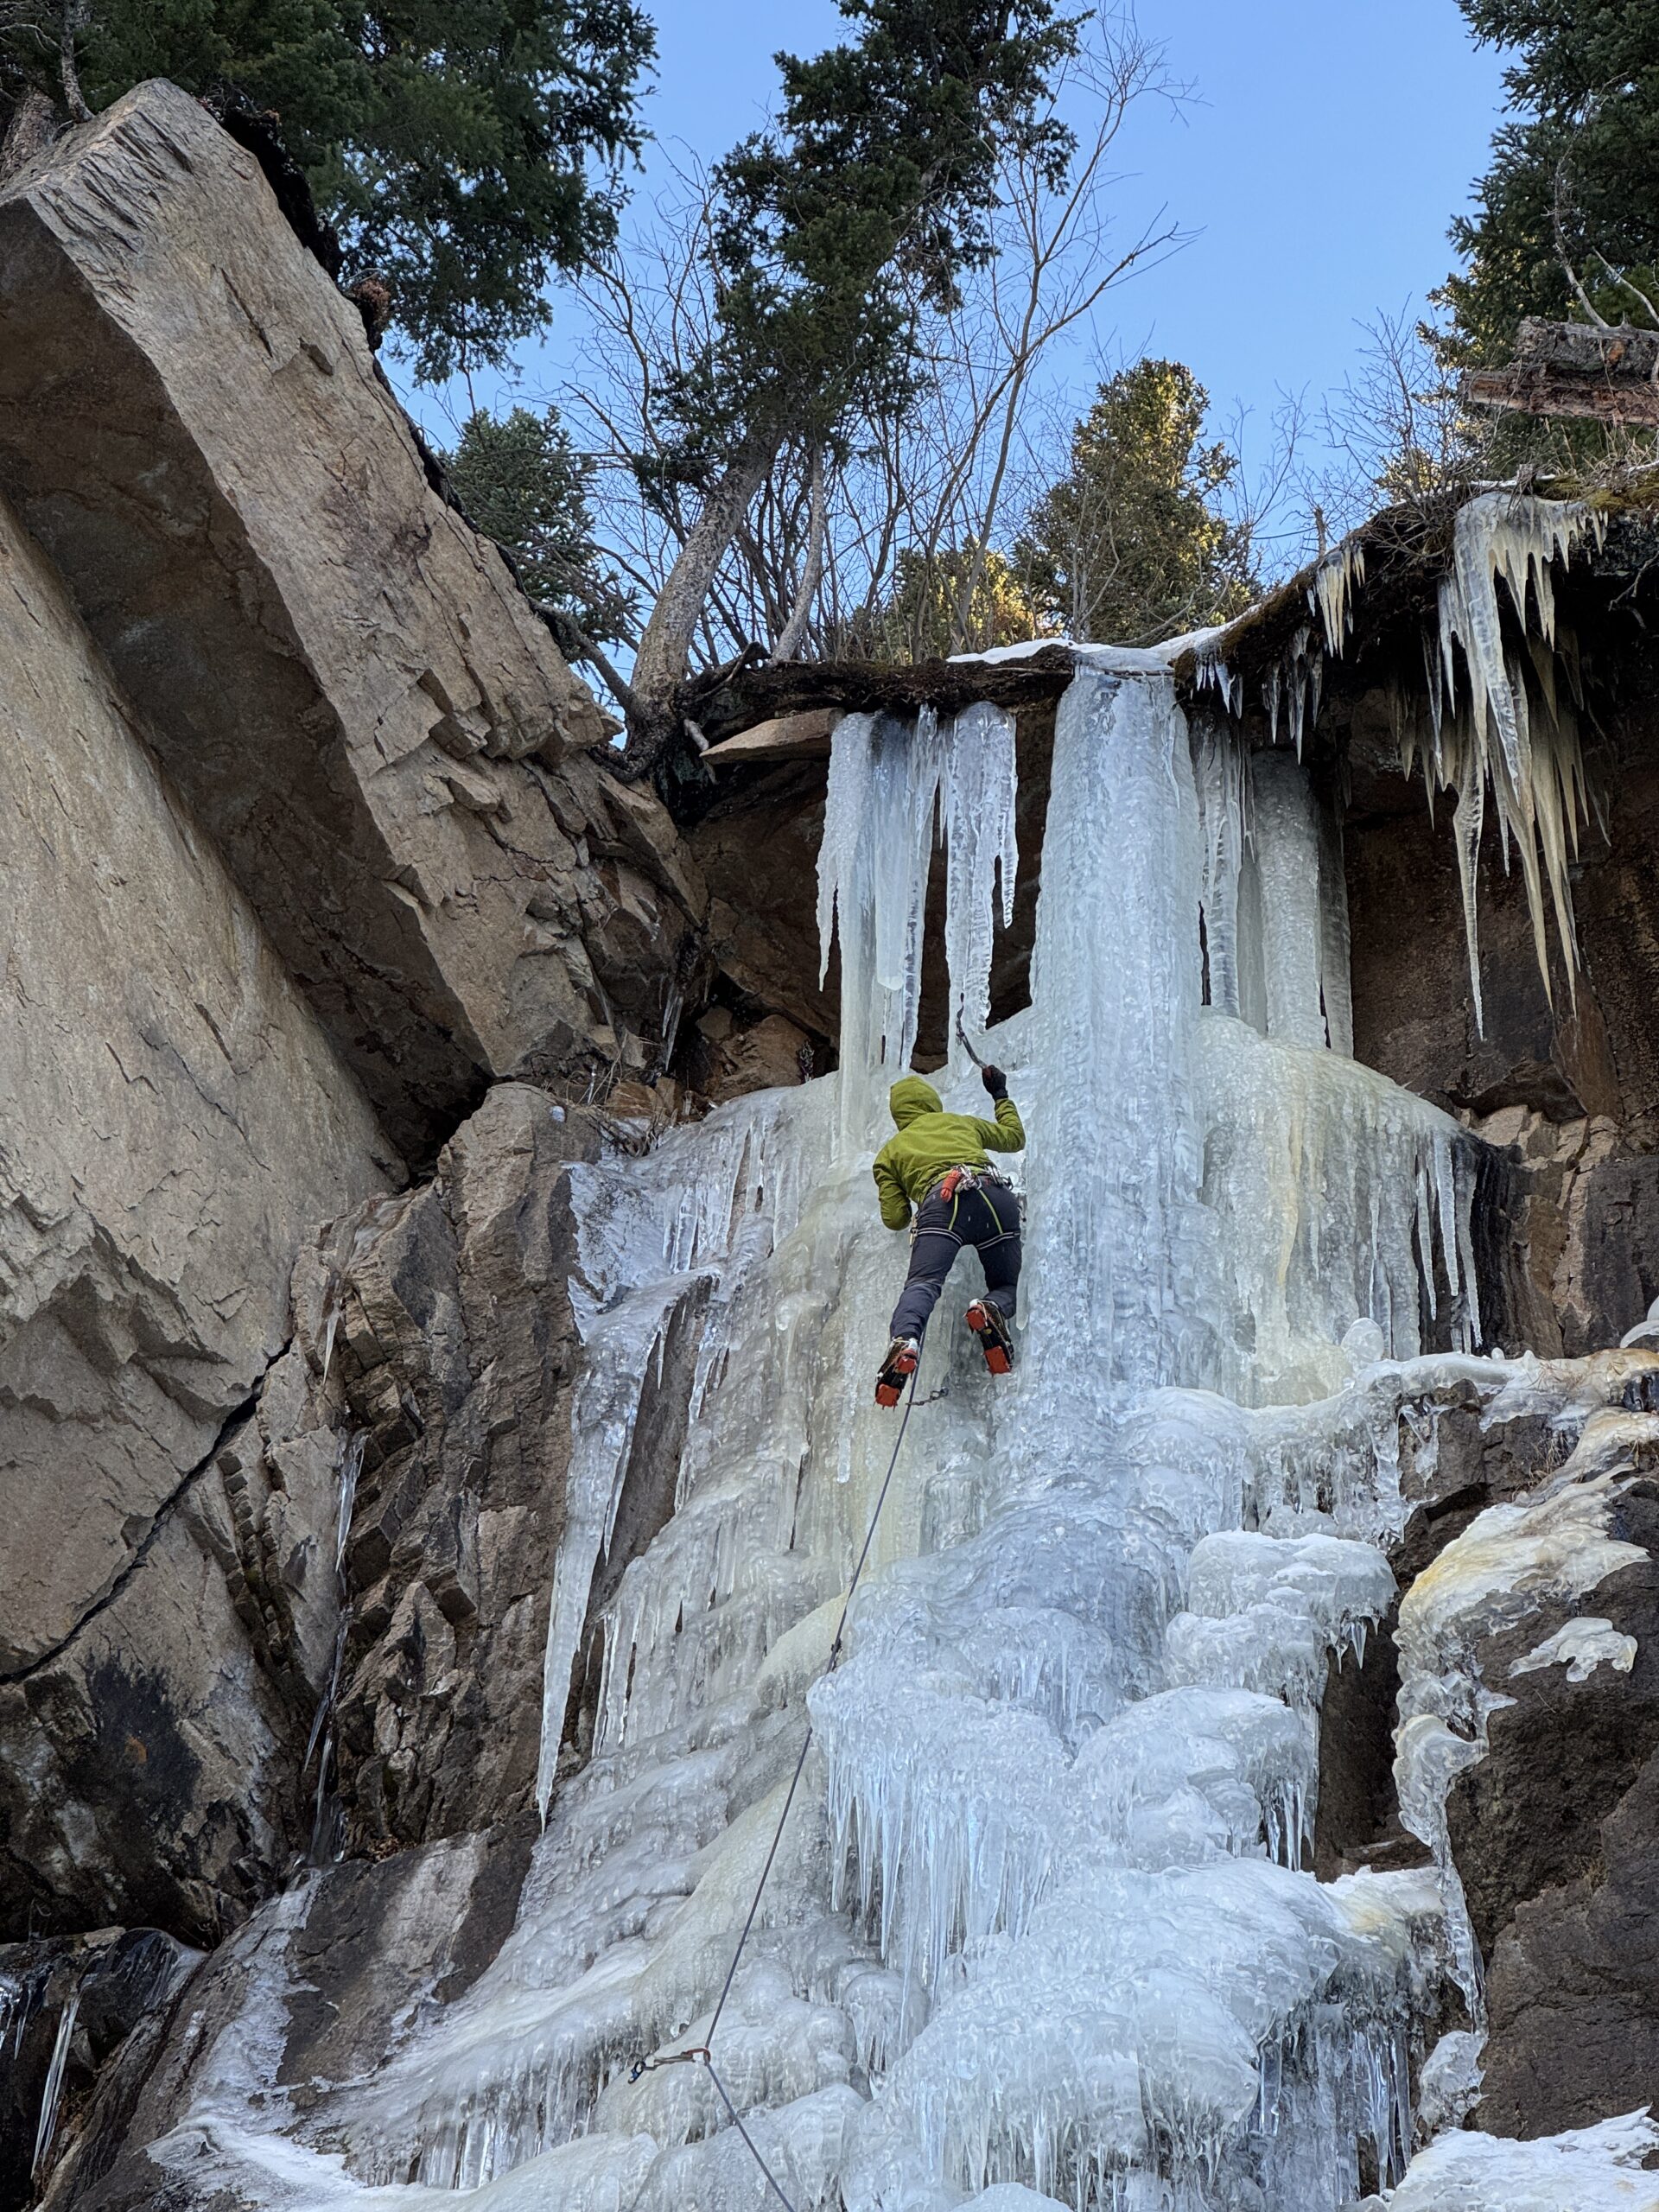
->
[[965, 1300, 1014, 1376], [874, 1337, 921, 1408]]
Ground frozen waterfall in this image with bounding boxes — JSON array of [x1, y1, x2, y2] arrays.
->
[[173, 663, 1543, 2212]]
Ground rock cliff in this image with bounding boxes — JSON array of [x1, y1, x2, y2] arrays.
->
[[0, 83, 708, 1982], [0, 81, 704, 1164]]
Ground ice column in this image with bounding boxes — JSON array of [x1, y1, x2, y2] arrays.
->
[[1252, 749, 1329, 1050], [1018, 666, 1207, 1414], [1192, 714, 1248, 1020], [1319, 798, 1356, 1058], [817, 702, 1017, 1148], [941, 700, 1020, 1039]]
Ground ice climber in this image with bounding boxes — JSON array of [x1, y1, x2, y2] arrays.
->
[[872, 1066, 1025, 1405]]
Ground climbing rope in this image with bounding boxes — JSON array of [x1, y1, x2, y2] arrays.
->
[[627, 1342, 928, 2212]]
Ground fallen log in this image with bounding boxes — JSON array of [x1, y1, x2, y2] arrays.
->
[[680, 645, 1077, 747], [1464, 365, 1659, 428], [1464, 316, 1659, 427]]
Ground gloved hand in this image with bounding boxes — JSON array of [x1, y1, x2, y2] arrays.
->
[[981, 1063, 1008, 1099]]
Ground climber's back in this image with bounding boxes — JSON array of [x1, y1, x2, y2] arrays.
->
[[871, 1074, 1025, 1230]]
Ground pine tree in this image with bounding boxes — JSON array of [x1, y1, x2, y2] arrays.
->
[[0, 0, 654, 383], [1442, 0, 1659, 361], [443, 406, 635, 650], [1016, 360, 1255, 649], [620, 0, 1082, 767], [855, 543, 1052, 662]]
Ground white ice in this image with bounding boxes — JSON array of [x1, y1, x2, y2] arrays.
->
[[1510, 1616, 1637, 1683], [1369, 2109, 1659, 2212]]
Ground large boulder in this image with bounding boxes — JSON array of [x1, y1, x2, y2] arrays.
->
[[0, 82, 704, 1161], [0, 484, 394, 1940]]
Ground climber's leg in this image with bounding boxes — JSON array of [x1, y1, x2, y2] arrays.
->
[[974, 1184, 1023, 1319], [887, 1195, 961, 1342], [964, 1185, 1021, 1375]]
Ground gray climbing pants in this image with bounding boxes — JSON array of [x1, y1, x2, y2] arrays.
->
[[890, 1180, 1021, 1342]]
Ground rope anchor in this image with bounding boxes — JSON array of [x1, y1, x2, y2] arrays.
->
[[627, 2044, 709, 2082]]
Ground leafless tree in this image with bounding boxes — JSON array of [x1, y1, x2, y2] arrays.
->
[[1302, 306, 1494, 543], [555, 6, 1189, 695]]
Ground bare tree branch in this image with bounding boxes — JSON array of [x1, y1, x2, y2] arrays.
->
[[772, 442, 825, 659]]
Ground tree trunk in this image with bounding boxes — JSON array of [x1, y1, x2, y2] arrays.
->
[[772, 444, 826, 663], [1463, 367, 1659, 428], [623, 435, 777, 775], [0, 92, 62, 183]]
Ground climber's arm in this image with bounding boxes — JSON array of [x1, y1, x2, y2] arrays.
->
[[873, 1148, 912, 1230], [973, 1069, 1025, 1154]]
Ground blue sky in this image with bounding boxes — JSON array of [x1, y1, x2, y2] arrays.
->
[[401, 1, 1510, 554], [626, 0, 1508, 423]]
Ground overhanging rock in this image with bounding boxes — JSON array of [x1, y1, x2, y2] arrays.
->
[[0, 81, 702, 1160]]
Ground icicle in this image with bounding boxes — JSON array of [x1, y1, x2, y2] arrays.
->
[[1195, 654, 1242, 718], [1308, 539, 1366, 656], [1252, 752, 1327, 1051], [32, 1990, 78, 2183], [817, 710, 876, 988], [1436, 493, 1599, 796], [1268, 625, 1325, 759], [1316, 796, 1354, 1058], [1415, 1164, 1439, 1323], [818, 701, 1016, 1148], [1192, 716, 1247, 1017], [939, 702, 1020, 1039], [1409, 493, 1604, 1013], [335, 1429, 364, 1571]]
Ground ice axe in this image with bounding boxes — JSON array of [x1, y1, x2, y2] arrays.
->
[[954, 1019, 988, 1071]]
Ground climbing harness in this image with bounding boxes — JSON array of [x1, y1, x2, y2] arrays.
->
[[626, 1340, 928, 2211], [911, 1161, 1015, 1255]]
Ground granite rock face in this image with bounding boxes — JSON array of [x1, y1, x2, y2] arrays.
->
[[0, 82, 704, 1161], [0, 480, 394, 1941], [277, 1085, 604, 1852], [243, 1082, 704, 1857]]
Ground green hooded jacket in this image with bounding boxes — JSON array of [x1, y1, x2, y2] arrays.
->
[[872, 1075, 1025, 1230]]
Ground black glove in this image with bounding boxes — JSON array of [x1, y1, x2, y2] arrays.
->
[[981, 1063, 1008, 1100]]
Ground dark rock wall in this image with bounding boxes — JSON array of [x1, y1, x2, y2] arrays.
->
[[1445, 1481, 1659, 2138], [1344, 687, 1659, 1357], [1310, 1376, 1659, 2147]]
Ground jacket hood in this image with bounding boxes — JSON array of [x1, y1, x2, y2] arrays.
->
[[889, 1075, 943, 1128]]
